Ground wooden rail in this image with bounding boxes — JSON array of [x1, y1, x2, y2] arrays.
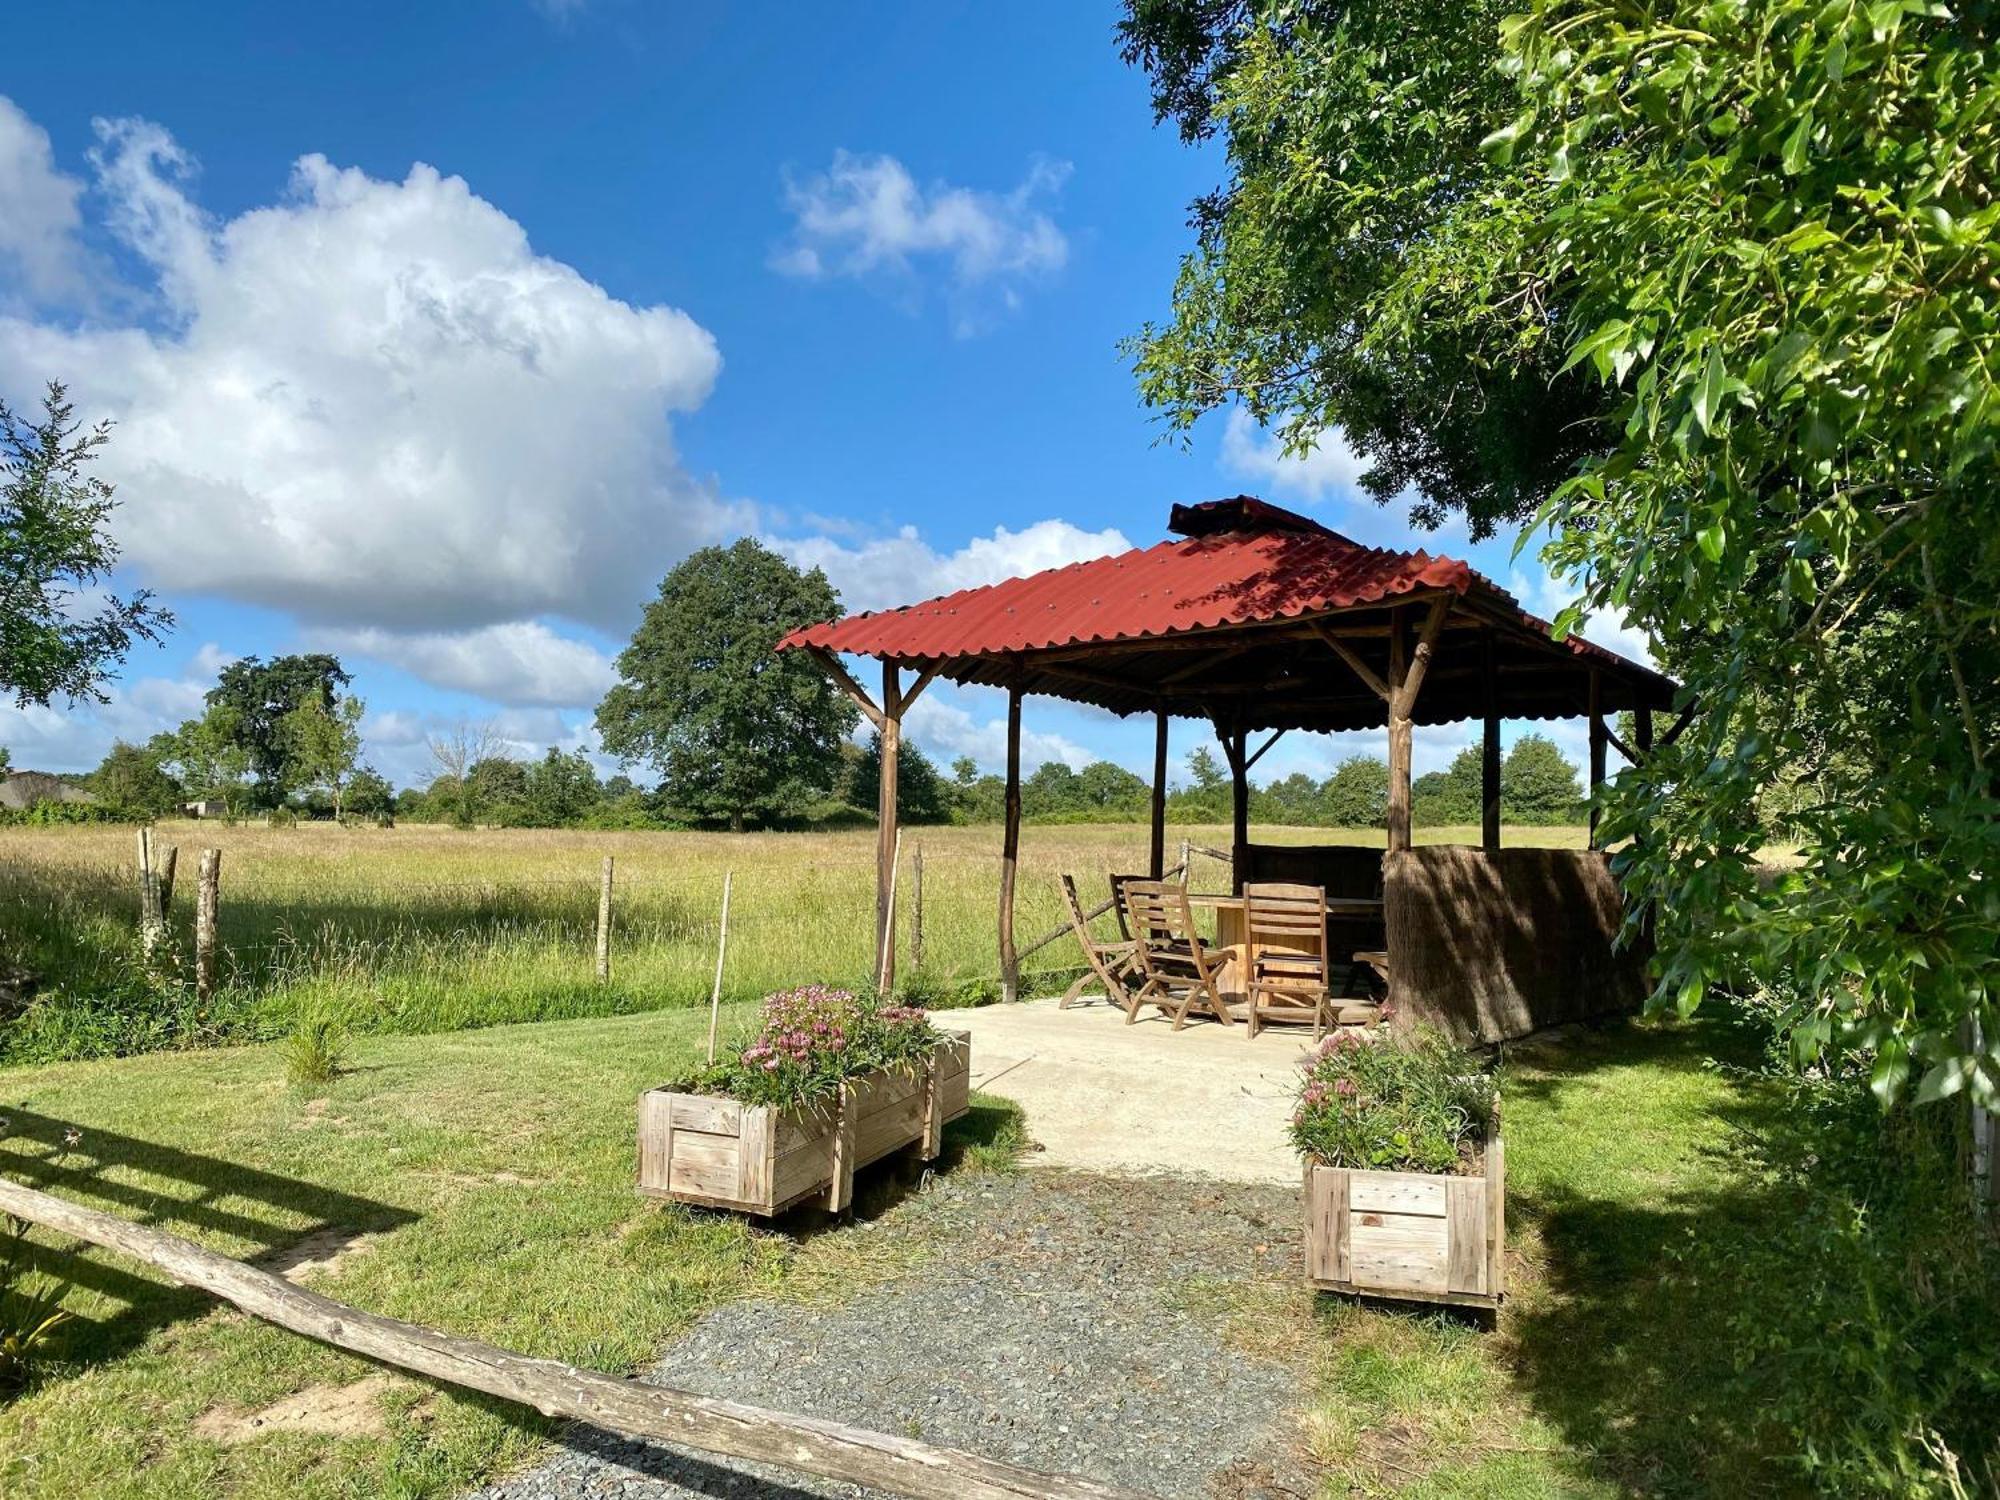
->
[[0, 1177, 1153, 1500]]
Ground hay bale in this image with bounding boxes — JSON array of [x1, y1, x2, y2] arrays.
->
[[1383, 845, 1647, 1045]]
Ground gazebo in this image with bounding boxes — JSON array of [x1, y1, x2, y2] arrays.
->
[[779, 497, 1682, 1042]]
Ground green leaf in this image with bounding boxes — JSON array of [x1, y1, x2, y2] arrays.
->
[[1692, 346, 1729, 433], [1781, 111, 1813, 175], [1697, 523, 1727, 563], [1913, 1057, 1971, 1105]]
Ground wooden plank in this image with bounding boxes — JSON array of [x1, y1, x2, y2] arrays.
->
[[669, 1137, 742, 1201], [1486, 1126, 1506, 1299], [670, 1096, 743, 1136], [1446, 1177, 1487, 1295], [805, 646, 884, 730], [826, 1085, 858, 1213], [637, 1091, 674, 1194], [1304, 1166, 1349, 1284], [1349, 1211, 1450, 1294], [737, 1107, 773, 1211], [0, 1177, 1153, 1500], [1349, 1171, 1448, 1217]]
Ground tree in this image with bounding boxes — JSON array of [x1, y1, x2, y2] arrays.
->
[[426, 721, 500, 828], [1256, 771, 1324, 825], [467, 755, 530, 822], [85, 740, 180, 816], [1414, 744, 1484, 827], [845, 733, 953, 825], [204, 654, 351, 800], [1077, 760, 1148, 815], [524, 748, 601, 828], [153, 703, 255, 817], [597, 540, 856, 832], [344, 766, 394, 819], [1121, 1, 2000, 1112], [282, 695, 365, 820], [1320, 755, 1388, 829], [1169, 744, 1232, 821], [1501, 735, 1582, 826], [1021, 761, 1084, 821], [1, 383, 173, 707]]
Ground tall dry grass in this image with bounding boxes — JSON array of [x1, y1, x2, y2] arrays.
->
[[0, 818, 1585, 1061]]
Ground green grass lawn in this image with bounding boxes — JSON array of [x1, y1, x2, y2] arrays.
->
[[1, 1005, 1790, 1499], [0, 1003, 1019, 1499]]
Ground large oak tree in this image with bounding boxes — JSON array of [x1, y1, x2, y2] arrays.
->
[[596, 539, 856, 831]]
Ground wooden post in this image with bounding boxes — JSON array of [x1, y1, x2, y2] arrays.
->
[[1386, 613, 1413, 853], [136, 828, 163, 958], [910, 842, 925, 974], [877, 661, 902, 994], [877, 828, 903, 993], [1481, 629, 1502, 854], [157, 844, 178, 919], [596, 855, 614, 983], [194, 848, 221, 1002], [707, 870, 733, 1064], [998, 685, 1022, 1003], [1588, 670, 1607, 849], [0, 1175, 1151, 1500], [1227, 721, 1249, 893], [1635, 703, 1654, 757], [1178, 837, 1191, 888], [1149, 709, 1169, 879]]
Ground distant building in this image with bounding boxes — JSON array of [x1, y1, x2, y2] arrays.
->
[[184, 798, 229, 819], [0, 770, 96, 812]]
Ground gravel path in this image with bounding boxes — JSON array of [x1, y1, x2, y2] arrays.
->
[[473, 1170, 1315, 1500]]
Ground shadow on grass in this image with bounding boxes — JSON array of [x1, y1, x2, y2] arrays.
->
[[1500, 1016, 1808, 1497], [0, 1106, 418, 1382]]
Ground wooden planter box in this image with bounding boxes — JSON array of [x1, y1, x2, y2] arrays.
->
[[637, 1032, 971, 1216], [1304, 1119, 1504, 1309]]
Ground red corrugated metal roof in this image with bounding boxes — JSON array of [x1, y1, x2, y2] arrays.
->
[[778, 496, 1657, 683]]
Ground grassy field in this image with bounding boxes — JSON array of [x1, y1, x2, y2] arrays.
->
[[0, 1005, 1790, 1498], [0, 1003, 1023, 1499], [0, 819, 1589, 1061]]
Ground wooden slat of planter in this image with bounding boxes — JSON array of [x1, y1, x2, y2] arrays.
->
[[1486, 1130, 1506, 1298], [1305, 1166, 1350, 1284], [671, 1136, 742, 1201], [739, 1108, 773, 1207], [672, 1097, 742, 1136], [638, 1092, 673, 1193], [1350, 1172, 1447, 1216], [1446, 1177, 1487, 1295], [1349, 1211, 1450, 1293], [827, 1086, 859, 1213]]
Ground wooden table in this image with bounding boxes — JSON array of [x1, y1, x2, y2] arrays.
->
[[1183, 892, 1385, 1010]]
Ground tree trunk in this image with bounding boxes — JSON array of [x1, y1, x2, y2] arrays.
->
[[731, 810, 745, 834]]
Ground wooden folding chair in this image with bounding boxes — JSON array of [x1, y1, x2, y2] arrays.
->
[[1242, 881, 1334, 1038], [1107, 872, 1147, 943], [1057, 873, 1139, 1009], [1119, 879, 1235, 1029]]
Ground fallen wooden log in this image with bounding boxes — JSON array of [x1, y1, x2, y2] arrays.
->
[[0, 1176, 1153, 1500]]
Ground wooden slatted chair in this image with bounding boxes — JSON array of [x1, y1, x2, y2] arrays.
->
[[1119, 879, 1234, 1029], [1057, 873, 1139, 1009], [1107, 872, 1147, 943], [1242, 881, 1333, 1039]]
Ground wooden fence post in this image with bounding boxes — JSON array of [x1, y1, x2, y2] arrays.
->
[[194, 848, 221, 1002], [596, 855, 614, 984], [136, 828, 162, 959], [1178, 838, 1191, 888], [910, 841, 925, 975], [157, 843, 178, 919]]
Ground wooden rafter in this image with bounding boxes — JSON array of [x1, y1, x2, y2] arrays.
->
[[1308, 620, 1391, 702], [807, 647, 885, 731], [1243, 728, 1286, 772]]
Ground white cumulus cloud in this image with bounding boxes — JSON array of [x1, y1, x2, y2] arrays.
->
[[0, 97, 88, 304], [902, 690, 1094, 775], [0, 107, 736, 639], [1219, 407, 1370, 502], [772, 150, 1069, 331], [315, 622, 619, 708], [775, 517, 1129, 616]]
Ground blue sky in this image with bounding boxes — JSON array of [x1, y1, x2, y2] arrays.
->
[[0, 1, 1641, 791]]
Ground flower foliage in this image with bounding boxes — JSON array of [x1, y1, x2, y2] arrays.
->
[[1290, 1026, 1497, 1174], [675, 984, 939, 1110]]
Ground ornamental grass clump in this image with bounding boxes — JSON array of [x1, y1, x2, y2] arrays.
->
[[676, 984, 938, 1110], [1291, 1026, 1497, 1175]]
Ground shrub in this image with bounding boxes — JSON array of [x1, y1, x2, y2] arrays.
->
[[1291, 1026, 1496, 1174], [284, 1015, 348, 1089], [671, 985, 938, 1110]]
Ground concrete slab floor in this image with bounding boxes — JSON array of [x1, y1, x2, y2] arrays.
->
[[936, 996, 1317, 1185]]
